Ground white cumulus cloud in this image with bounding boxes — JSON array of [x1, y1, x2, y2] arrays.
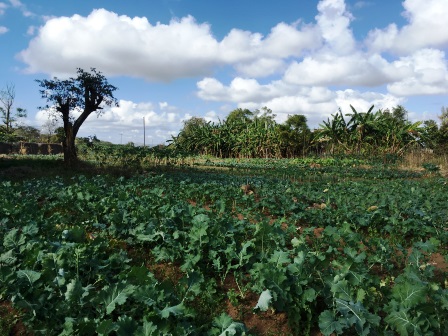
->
[[18, 8, 320, 80], [366, 0, 448, 54], [283, 53, 394, 87], [197, 76, 404, 127], [387, 49, 448, 95], [316, 0, 356, 55], [19, 10, 220, 80], [197, 77, 298, 103]]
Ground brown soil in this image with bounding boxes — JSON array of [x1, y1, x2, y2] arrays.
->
[[187, 199, 211, 210], [313, 228, 325, 239], [0, 301, 32, 336], [222, 275, 292, 336], [429, 253, 448, 272], [147, 262, 184, 284], [236, 213, 245, 221]]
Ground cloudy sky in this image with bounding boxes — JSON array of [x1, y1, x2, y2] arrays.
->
[[1, 0, 448, 145]]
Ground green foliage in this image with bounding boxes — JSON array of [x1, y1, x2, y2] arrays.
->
[[0, 83, 27, 133], [422, 162, 440, 173], [317, 105, 424, 156], [0, 159, 446, 335], [168, 103, 448, 159], [36, 68, 119, 165], [0, 127, 18, 142], [211, 313, 247, 335], [171, 106, 308, 158], [13, 126, 41, 142]]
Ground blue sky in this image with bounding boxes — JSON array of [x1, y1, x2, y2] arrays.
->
[[1, 0, 447, 145]]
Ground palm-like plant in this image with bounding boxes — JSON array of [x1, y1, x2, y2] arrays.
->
[[171, 104, 426, 159], [316, 109, 351, 154]]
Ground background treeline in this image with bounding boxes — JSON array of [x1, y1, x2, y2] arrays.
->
[[0, 124, 66, 144], [171, 105, 448, 158], [0, 83, 66, 144]]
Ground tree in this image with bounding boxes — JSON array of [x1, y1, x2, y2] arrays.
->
[[41, 118, 60, 143], [172, 117, 209, 153], [14, 126, 41, 142], [0, 83, 27, 132], [316, 109, 350, 154], [225, 108, 253, 124], [437, 106, 448, 151], [391, 105, 408, 123], [279, 114, 310, 157], [315, 105, 422, 156], [439, 106, 448, 129], [36, 68, 118, 165], [53, 127, 66, 143], [421, 119, 439, 150]]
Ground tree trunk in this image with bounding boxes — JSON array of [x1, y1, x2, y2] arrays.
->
[[63, 122, 78, 166]]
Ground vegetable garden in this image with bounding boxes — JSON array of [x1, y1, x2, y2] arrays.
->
[[0, 155, 447, 335]]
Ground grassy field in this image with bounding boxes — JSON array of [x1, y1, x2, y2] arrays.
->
[[0, 153, 447, 335]]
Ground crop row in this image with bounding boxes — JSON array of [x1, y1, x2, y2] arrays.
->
[[0, 170, 447, 335]]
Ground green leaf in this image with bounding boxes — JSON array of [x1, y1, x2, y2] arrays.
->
[[331, 279, 352, 301], [136, 231, 164, 242], [269, 250, 290, 268], [254, 289, 272, 312], [192, 213, 210, 226], [347, 270, 364, 286], [179, 271, 203, 299], [413, 239, 439, 252], [3, 229, 26, 249], [65, 278, 84, 303], [116, 316, 138, 336], [0, 249, 16, 265], [126, 266, 155, 285], [356, 288, 366, 303], [319, 310, 346, 336], [291, 236, 304, 247], [96, 320, 117, 336], [293, 251, 305, 266], [133, 285, 158, 306], [22, 223, 39, 237], [303, 288, 317, 302], [385, 309, 421, 336], [98, 283, 136, 315], [17, 269, 41, 286], [0, 266, 14, 286], [344, 247, 366, 263], [135, 319, 158, 336], [213, 313, 234, 330], [180, 253, 201, 272], [60, 317, 75, 336], [160, 303, 186, 318], [189, 214, 210, 244], [218, 322, 247, 336], [392, 280, 426, 308], [335, 299, 380, 334]]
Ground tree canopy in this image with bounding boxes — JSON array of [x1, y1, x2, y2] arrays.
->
[[36, 68, 118, 165], [0, 83, 27, 134], [170, 104, 445, 158]]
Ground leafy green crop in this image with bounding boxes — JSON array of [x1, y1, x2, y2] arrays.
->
[[0, 160, 447, 335]]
